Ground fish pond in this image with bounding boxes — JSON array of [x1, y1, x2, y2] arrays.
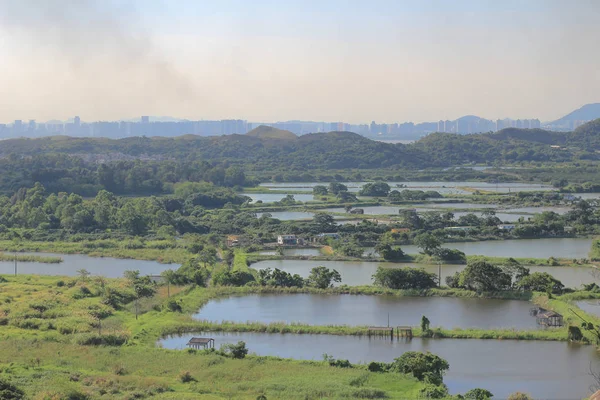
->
[[159, 332, 597, 400]]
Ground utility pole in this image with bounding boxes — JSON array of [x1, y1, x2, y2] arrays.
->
[[438, 262, 441, 288]]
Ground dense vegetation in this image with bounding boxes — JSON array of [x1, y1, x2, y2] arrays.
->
[[1, 118, 600, 198]]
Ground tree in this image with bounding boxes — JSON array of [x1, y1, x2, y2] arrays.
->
[[328, 182, 348, 195], [313, 185, 328, 196], [459, 261, 512, 292], [337, 191, 358, 202], [313, 212, 336, 232], [502, 259, 530, 287], [375, 241, 406, 261], [464, 388, 494, 400], [124, 270, 157, 319], [515, 272, 564, 294], [432, 248, 466, 263], [359, 182, 390, 197], [421, 315, 431, 332], [308, 266, 342, 289], [414, 233, 442, 256], [390, 351, 449, 385], [161, 269, 178, 297], [372, 267, 437, 290], [197, 247, 217, 268]]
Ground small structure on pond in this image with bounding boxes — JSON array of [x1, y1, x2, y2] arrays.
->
[[186, 337, 215, 349], [530, 307, 563, 327]]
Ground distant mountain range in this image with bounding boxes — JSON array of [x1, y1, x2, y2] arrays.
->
[[544, 103, 600, 130], [25, 102, 600, 138]]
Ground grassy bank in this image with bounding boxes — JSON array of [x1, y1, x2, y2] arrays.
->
[[0, 252, 62, 263], [0, 340, 426, 399]]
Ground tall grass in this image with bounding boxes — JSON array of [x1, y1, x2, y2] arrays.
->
[[0, 253, 62, 263]]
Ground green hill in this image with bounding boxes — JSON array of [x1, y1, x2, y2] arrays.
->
[[246, 125, 297, 140]]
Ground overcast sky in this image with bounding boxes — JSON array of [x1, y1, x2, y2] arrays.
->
[[0, 0, 598, 123]]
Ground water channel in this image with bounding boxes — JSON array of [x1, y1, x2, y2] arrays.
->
[[0, 252, 177, 278]]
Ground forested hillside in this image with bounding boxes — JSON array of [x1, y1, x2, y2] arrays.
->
[[0, 119, 600, 197]]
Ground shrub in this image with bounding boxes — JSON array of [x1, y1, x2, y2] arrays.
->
[[179, 371, 195, 383], [419, 384, 448, 399], [507, 393, 533, 400], [367, 362, 386, 372], [112, 364, 127, 375], [351, 388, 388, 399], [568, 326, 584, 342], [164, 300, 182, 313], [464, 388, 494, 400], [0, 378, 25, 399], [390, 351, 449, 385], [221, 341, 248, 359]]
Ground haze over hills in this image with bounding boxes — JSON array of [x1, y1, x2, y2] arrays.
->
[[1, 103, 599, 140], [544, 103, 600, 130], [2, 118, 600, 170]]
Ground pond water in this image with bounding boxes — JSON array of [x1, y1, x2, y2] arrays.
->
[[396, 238, 593, 259], [158, 332, 598, 399], [0, 252, 177, 278], [575, 300, 600, 317], [259, 248, 322, 256], [502, 206, 572, 215], [256, 211, 315, 221], [260, 181, 555, 195], [252, 259, 596, 289], [242, 193, 316, 203], [193, 293, 538, 329]]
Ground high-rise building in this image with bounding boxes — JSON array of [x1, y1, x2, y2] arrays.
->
[[74, 116, 81, 127], [141, 116, 150, 124], [437, 120, 445, 132], [28, 120, 36, 131], [12, 120, 22, 135]]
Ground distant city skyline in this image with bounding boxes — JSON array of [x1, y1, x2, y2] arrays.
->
[[0, 1, 599, 122], [1, 112, 590, 141]]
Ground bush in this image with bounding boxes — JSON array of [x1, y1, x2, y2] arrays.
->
[[568, 326, 584, 342], [179, 371, 195, 383], [112, 364, 127, 375], [419, 384, 448, 399], [75, 333, 128, 346], [164, 300, 182, 313], [351, 388, 388, 399], [507, 393, 533, 400], [367, 362, 386, 372], [0, 379, 25, 400], [389, 351, 449, 385], [464, 388, 494, 400], [221, 341, 248, 359]]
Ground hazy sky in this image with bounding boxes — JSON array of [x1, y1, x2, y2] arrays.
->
[[0, 0, 599, 124]]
